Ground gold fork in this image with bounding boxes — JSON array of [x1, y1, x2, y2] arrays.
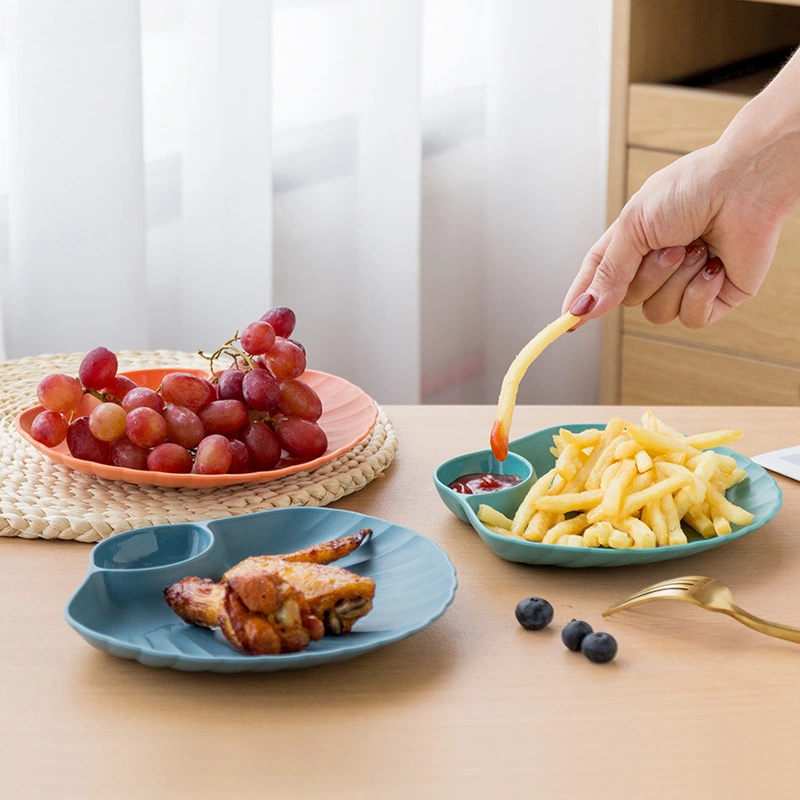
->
[[603, 575, 800, 645]]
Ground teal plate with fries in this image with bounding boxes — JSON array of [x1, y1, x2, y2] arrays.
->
[[433, 423, 783, 568]]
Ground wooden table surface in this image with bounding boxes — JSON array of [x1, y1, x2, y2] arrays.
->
[[3, 405, 800, 799]]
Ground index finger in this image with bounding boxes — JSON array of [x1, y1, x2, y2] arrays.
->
[[561, 223, 616, 315], [563, 217, 651, 325]]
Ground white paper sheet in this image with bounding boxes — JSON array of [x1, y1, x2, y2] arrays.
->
[[752, 446, 800, 482]]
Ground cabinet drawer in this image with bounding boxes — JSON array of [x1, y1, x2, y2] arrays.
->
[[621, 336, 800, 406], [627, 83, 747, 153], [628, 1, 800, 86], [625, 147, 679, 194], [623, 147, 800, 368]]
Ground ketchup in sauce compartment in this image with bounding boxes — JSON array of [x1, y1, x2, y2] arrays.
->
[[448, 472, 522, 495]]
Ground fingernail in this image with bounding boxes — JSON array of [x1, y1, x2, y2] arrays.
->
[[684, 242, 706, 266], [569, 292, 597, 317], [658, 246, 684, 267], [702, 256, 724, 279]]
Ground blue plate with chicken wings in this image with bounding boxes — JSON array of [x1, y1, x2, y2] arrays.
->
[[65, 507, 457, 672]]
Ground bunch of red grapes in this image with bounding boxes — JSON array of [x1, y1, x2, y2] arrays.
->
[[30, 306, 328, 475]]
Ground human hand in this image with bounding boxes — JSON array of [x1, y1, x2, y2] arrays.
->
[[562, 141, 787, 329]]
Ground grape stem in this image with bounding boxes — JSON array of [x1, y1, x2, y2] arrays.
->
[[198, 332, 257, 380], [83, 387, 113, 404]]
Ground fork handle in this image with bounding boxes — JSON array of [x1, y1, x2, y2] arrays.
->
[[728, 606, 800, 645]]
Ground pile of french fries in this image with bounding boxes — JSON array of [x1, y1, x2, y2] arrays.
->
[[478, 410, 754, 549]]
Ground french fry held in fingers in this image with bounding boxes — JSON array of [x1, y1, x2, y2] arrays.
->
[[484, 410, 753, 549], [490, 312, 580, 461]]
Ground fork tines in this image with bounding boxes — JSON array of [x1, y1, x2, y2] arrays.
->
[[602, 575, 709, 616]]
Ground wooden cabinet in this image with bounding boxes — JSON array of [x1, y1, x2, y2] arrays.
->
[[603, 0, 800, 405]]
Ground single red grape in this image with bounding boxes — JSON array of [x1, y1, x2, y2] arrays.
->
[[66, 417, 110, 463], [278, 379, 322, 421], [159, 373, 214, 410], [263, 338, 306, 380], [79, 347, 118, 391], [227, 439, 251, 473], [122, 387, 164, 414], [31, 410, 69, 447], [37, 373, 84, 415], [274, 415, 327, 461], [124, 406, 167, 448], [217, 369, 245, 402], [89, 402, 127, 442], [101, 375, 137, 403], [241, 421, 281, 470], [110, 438, 149, 470], [198, 399, 249, 435], [242, 369, 280, 412], [147, 442, 194, 473], [195, 434, 232, 475], [163, 405, 206, 449], [260, 306, 296, 338], [240, 321, 276, 355]]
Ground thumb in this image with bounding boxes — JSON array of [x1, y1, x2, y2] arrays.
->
[[568, 219, 649, 320]]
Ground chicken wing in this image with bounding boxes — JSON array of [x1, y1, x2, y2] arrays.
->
[[164, 529, 376, 655], [270, 527, 373, 565], [164, 569, 325, 655], [224, 558, 375, 635], [223, 527, 375, 634]]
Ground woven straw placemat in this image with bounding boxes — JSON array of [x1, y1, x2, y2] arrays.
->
[[0, 350, 397, 543]]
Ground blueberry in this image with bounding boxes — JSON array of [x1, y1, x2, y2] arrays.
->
[[515, 597, 554, 631], [580, 632, 618, 664], [561, 619, 593, 652]]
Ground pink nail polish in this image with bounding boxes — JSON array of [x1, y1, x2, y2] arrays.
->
[[659, 246, 684, 266], [702, 256, 723, 279], [569, 292, 597, 317]]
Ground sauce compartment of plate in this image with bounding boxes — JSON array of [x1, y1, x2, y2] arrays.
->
[[434, 450, 534, 523], [91, 523, 214, 571]]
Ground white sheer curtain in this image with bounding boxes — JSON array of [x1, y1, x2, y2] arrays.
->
[[7, 0, 148, 356], [485, 0, 612, 405], [0, 0, 612, 405], [180, 0, 272, 352]]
